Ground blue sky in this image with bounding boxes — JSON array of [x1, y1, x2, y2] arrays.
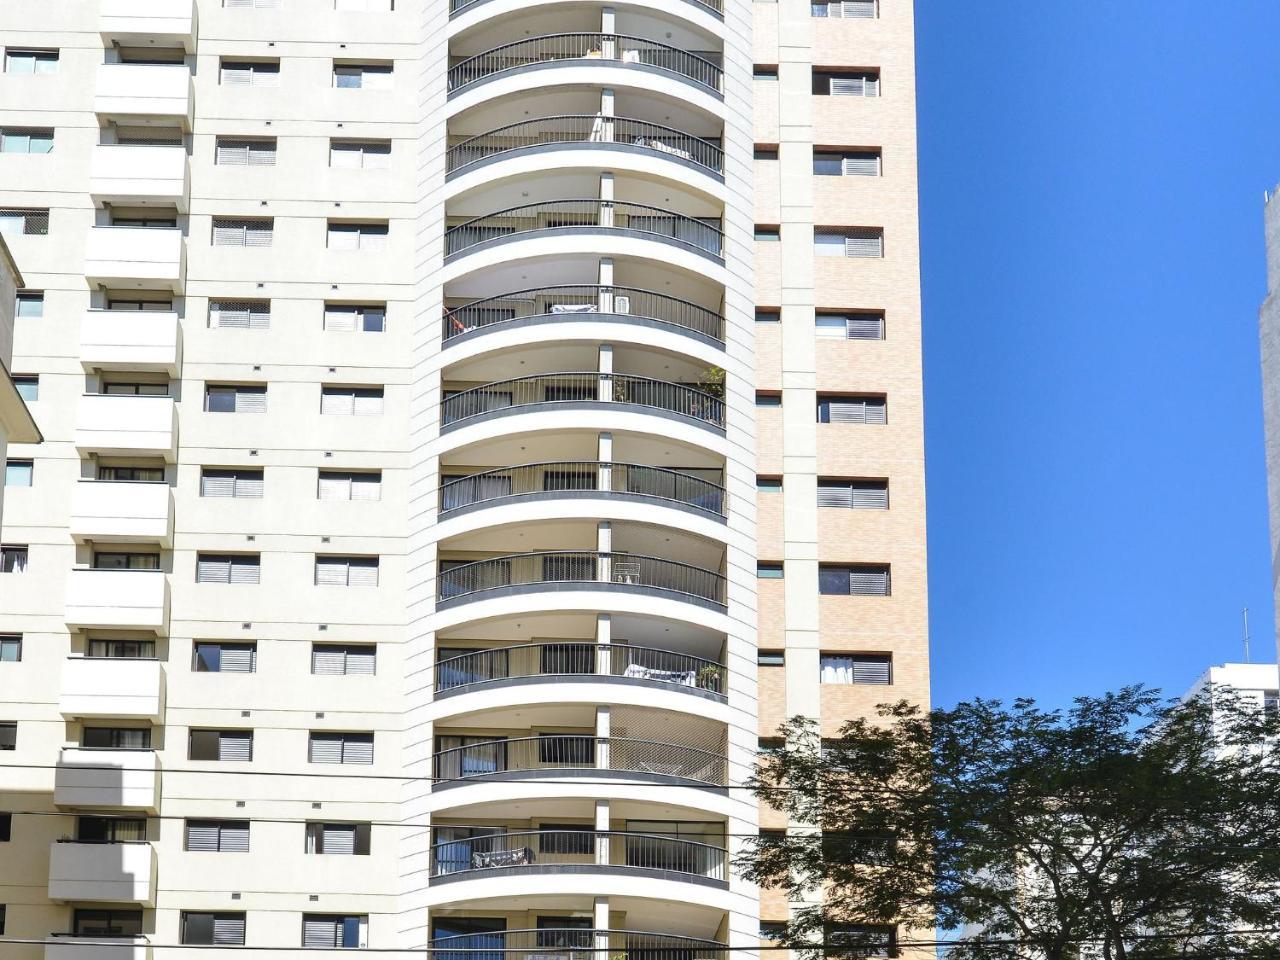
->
[[917, 1, 1280, 707]]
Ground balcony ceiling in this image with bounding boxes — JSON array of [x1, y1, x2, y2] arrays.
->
[[443, 340, 708, 384], [431, 892, 725, 938], [446, 169, 723, 220], [442, 428, 725, 470], [437, 610, 725, 657], [449, 85, 723, 140], [451, 7, 720, 58], [439, 518, 726, 570]]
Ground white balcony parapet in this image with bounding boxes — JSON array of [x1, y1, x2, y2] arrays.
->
[[74, 394, 178, 461], [48, 841, 157, 904], [84, 226, 185, 291], [89, 145, 190, 210], [54, 748, 160, 811], [101, 0, 197, 50], [95, 62, 194, 127], [59, 657, 165, 719], [80, 310, 182, 375], [64, 569, 170, 632], [46, 937, 151, 960], [71, 480, 173, 545]]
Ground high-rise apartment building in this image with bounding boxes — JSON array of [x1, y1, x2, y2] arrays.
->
[[0, 235, 41, 528], [0, 0, 925, 957], [1262, 189, 1280, 662]]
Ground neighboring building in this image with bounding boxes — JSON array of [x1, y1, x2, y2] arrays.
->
[[0, 235, 41, 528], [0, 1, 925, 959], [1262, 189, 1280, 663], [1184, 662, 1280, 722]]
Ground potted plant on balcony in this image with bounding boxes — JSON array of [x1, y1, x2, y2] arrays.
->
[[696, 664, 721, 692]]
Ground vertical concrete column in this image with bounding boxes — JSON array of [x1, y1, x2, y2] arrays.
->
[[595, 708, 611, 777], [597, 430, 613, 493], [599, 88, 615, 143], [600, 7, 616, 59], [597, 520, 612, 583], [593, 896, 611, 950], [598, 257, 614, 312], [599, 172, 614, 227], [597, 343, 614, 400], [596, 612, 612, 677], [594, 801, 612, 869]]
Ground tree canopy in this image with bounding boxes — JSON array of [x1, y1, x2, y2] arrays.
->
[[739, 686, 1280, 960]]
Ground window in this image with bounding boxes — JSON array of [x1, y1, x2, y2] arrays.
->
[[83, 726, 151, 749], [0, 128, 53, 154], [225, 0, 282, 7], [315, 556, 380, 587], [200, 468, 264, 498], [820, 653, 892, 684], [0, 813, 10, 841], [757, 476, 782, 491], [303, 915, 368, 949], [0, 723, 14, 751], [754, 226, 780, 241], [758, 650, 785, 666], [189, 729, 254, 761], [182, 912, 247, 946], [818, 396, 887, 424], [4, 49, 58, 75], [753, 67, 778, 79], [77, 817, 146, 842], [815, 228, 883, 257], [327, 221, 389, 251], [107, 297, 173, 311], [818, 478, 888, 509], [205, 384, 267, 413], [814, 71, 881, 96], [817, 312, 885, 339], [323, 303, 385, 331], [15, 291, 43, 317], [212, 217, 273, 247], [309, 732, 374, 764], [812, 0, 877, 15], [192, 642, 257, 673], [306, 822, 371, 854], [219, 59, 280, 86], [330, 139, 392, 169], [813, 150, 881, 176], [333, 62, 393, 89], [311, 643, 376, 675], [0, 208, 48, 236], [185, 820, 250, 852], [1, 546, 28, 573], [12, 376, 37, 401], [819, 564, 891, 596], [209, 299, 270, 329], [88, 638, 155, 659], [5, 461, 32, 487], [101, 381, 167, 396], [754, 147, 779, 160], [318, 471, 382, 501], [214, 137, 276, 165], [755, 308, 781, 323], [758, 562, 784, 579], [196, 554, 261, 584], [320, 386, 384, 415], [0, 636, 19, 662], [755, 391, 782, 407], [98, 465, 164, 483], [760, 923, 786, 941], [73, 909, 142, 938], [92, 551, 159, 570], [825, 924, 896, 958]]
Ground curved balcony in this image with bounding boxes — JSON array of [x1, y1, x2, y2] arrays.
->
[[444, 199, 724, 262], [440, 461, 725, 518], [443, 284, 724, 345], [441, 373, 724, 431], [430, 829, 727, 886], [435, 641, 726, 700], [447, 34, 723, 97], [433, 734, 727, 787], [437, 550, 727, 609], [446, 115, 724, 178], [429, 929, 726, 960]]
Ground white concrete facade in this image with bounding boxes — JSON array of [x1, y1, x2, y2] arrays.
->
[[0, 0, 926, 957]]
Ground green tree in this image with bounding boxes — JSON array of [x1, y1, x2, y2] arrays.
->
[[739, 687, 1280, 960]]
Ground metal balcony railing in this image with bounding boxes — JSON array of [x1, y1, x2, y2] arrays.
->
[[446, 115, 724, 175], [433, 735, 727, 785], [429, 928, 727, 960], [430, 829, 727, 881], [441, 373, 725, 429], [439, 461, 726, 516], [435, 641, 727, 697], [443, 284, 725, 343], [447, 34, 723, 94], [437, 551, 727, 606], [444, 199, 724, 259]]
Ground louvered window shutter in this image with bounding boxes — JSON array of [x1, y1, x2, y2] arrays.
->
[[817, 483, 855, 508], [315, 559, 348, 585], [848, 567, 890, 596], [248, 141, 275, 165], [220, 64, 251, 85], [304, 918, 340, 948], [350, 474, 381, 501], [210, 300, 270, 330], [358, 224, 389, 250], [324, 306, 357, 331], [318, 474, 350, 500], [234, 472, 264, 498], [219, 644, 256, 673], [845, 314, 884, 339], [344, 647, 376, 674], [328, 224, 360, 250], [229, 557, 261, 584], [201, 470, 236, 498], [352, 389, 384, 416], [323, 824, 357, 854], [321, 389, 355, 415], [844, 0, 876, 16], [852, 656, 892, 683], [849, 480, 889, 508], [197, 557, 232, 583], [233, 387, 267, 414], [186, 821, 221, 851], [215, 139, 250, 165], [341, 734, 374, 764], [219, 732, 253, 761], [830, 76, 864, 96], [330, 143, 362, 169], [844, 230, 883, 257], [310, 734, 344, 763], [362, 142, 391, 168], [346, 559, 379, 587], [826, 400, 866, 423], [219, 822, 251, 852], [213, 916, 246, 945], [246, 219, 273, 246], [312, 645, 348, 675], [842, 153, 880, 176], [212, 219, 246, 245], [250, 63, 280, 87], [863, 398, 887, 423]]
